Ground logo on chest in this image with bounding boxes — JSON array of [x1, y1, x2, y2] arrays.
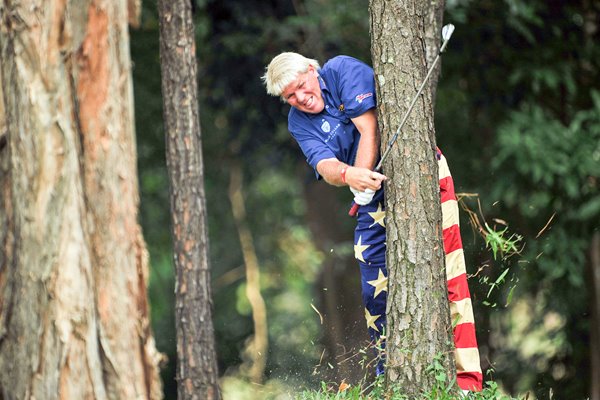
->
[[320, 118, 342, 143]]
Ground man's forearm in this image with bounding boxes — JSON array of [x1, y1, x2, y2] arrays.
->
[[315, 109, 385, 190], [352, 108, 379, 170], [316, 158, 347, 186], [354, 130, 379, 170]]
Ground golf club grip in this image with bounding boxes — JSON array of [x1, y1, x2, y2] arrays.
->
[[348, 202, 360, 217]]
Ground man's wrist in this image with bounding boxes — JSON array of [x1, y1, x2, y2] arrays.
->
[[340, 165, 348, 184]]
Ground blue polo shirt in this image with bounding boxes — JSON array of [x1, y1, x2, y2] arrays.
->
[[288, 56, 377, 177]]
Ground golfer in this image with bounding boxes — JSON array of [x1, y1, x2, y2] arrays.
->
[[262, 52, 482, 393]]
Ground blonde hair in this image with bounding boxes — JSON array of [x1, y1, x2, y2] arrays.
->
[[261, 52, 321, 97]]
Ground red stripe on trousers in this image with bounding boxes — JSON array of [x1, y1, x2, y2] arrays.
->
[[447, 273, 470, 302], [453, 322, 478, 348], [443, 224, 463, 254], [440, 176, 456, 203], [458, 372, 483, 392]]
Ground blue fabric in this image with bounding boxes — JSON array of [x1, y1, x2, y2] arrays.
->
[[355, 190, 387, 373], [355, 190, 386, 265], [288, 56, 377, 178]]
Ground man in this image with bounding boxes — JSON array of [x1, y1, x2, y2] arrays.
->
[[262, 52, 482, 392]]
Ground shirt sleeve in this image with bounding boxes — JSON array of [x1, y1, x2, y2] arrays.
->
[[334, 57, 377, 119], [288, 114, 336, 178]]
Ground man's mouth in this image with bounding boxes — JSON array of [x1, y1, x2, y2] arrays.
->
[[305, 96, 313, 108]]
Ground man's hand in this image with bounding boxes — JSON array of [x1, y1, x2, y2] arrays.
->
[[315, 160, 387, 188], [346, 166, 387, 191], [350, 187, 376, 206]]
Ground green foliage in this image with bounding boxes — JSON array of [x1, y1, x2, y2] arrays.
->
[[297, 378, 523, 399], [484, 223, 523, 261], [298, 359, 522, 399], [492, 97, 600, 215]]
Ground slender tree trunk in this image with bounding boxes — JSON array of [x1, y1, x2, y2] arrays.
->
[[0, 1, 162, 399], [157, 1, 221, 399], [423, 0, 445, 103], [0, 64, 11, 363], [590, 231, 600, 400], [228, 162, 268, 384], [369, 0, 455, 395]]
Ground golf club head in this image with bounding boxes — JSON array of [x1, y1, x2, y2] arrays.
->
[[442, 24, 455, 41]]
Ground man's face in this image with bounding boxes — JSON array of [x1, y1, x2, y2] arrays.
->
[[281, 65, 325, 114]]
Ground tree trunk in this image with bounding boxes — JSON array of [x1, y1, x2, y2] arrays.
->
[[590, 231, 600, 400], [228, 162, 268, 384], [369, 0, 455, 395], [157, 1, 221, 399], [0, 1, 162, 399], [423, 0, 445, 104]]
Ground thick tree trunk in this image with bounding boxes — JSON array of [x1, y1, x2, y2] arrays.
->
[[369, 0, 455, 395], [0, 1, 162, 399], [157, 1, 221, 399]]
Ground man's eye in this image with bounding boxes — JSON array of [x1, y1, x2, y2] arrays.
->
[[299, 82, 305, 88]]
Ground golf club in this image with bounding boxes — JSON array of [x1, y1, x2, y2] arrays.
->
[[348, 23, 455, 217]]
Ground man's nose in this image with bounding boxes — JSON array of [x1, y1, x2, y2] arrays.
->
[[296, 91, 305, 103]]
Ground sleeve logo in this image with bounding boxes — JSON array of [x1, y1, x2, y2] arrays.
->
[[355, 93, 373, 104]]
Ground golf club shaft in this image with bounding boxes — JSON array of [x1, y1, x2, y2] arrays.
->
[[375, 53, 441, 171], [349, 31, 452, 217]]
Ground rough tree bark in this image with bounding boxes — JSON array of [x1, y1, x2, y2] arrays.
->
[[0, 1, 162, 399], [157, 1, 221, 399], [369, 0, 456, 395], [590, 231, 600, 400]]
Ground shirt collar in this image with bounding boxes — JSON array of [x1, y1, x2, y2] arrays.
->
[[317, 73, 329, 94]]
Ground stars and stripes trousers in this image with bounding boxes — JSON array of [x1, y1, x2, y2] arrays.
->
[[353, 149, 483, 391]]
